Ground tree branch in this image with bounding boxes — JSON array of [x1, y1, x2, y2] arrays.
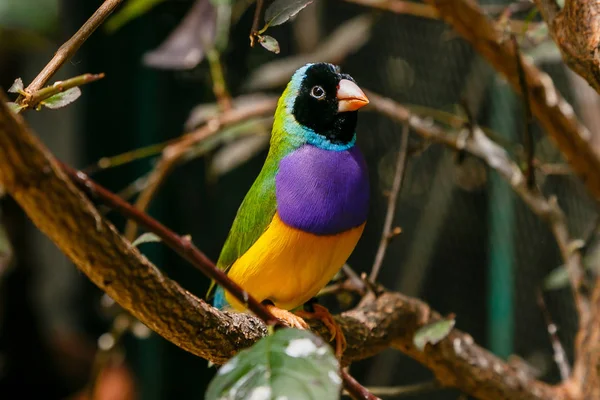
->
[[367, 91, 587, 314], [367, 91, 586, 398], [0, 90, 577, 399], [0, 92, 378, 398], [16, 73, 105, 111], [405, 0, 600, 395], [369, 123, 409, 282], [421, 0, 600, 203], [533, 0, 600, 96], [344, 0, 542, 39], [249, 0, 264, 46]]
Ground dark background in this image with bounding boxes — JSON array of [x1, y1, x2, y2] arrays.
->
[[0, 0, 595, 398]]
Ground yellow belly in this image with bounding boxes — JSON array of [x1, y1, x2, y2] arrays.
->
[[225, 212, 365, 311]]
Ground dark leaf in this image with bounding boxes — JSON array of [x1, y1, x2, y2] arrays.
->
[[41, 87, 81, 109], [264, 0, 314, 27], [132, 232, 162, 247], [259, 35, 280, 54], [206, 329, 341, 400], [8, 77, 23, 93], [143, 0, 216, 70], [105, 0, 166, 33], [414, 318, 455, 351]]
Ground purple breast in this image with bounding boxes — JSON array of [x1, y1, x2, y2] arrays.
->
[[275, 145, 370, 235]]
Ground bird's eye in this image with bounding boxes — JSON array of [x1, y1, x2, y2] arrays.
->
[[310, 86, 325, 99]]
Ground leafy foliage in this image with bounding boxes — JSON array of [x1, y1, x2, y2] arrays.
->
[[40, 87, 81, 109], [206, 329, 341, 400], [264, 0, 314, 28], [414, 318, 455, 351]]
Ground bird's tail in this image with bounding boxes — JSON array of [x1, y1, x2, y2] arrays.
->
[[212, 286, 229, 310]]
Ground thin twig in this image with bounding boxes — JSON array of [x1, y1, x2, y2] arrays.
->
[[249, 0, 264, 46], [0, 94, 568, 400], [62, 162, 376, 398], [19, 0, 123, 97], [536, 288, 571, 381], [18, 73, 105, 111], [420, 0, 600, 203], [366, 90, 587, 313], [370, 123, 409, 282], [363, 380, 441, 397], [342, 370, 381, 400], [207, 49, 232, 111], [84, 142, 169, 174], [512, 35, 535, 189]]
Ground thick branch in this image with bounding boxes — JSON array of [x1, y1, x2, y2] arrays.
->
[[424, 0, 600, 203], [534, 0, 600, 96], [0, 93, 569, 400]]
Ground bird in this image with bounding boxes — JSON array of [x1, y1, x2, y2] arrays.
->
[[209, 62, 369, 355]]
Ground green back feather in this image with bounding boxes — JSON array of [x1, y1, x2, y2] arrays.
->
[[207, 85, 298, 298]]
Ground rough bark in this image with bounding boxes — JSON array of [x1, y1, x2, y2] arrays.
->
[[535, 0, 600, 97]]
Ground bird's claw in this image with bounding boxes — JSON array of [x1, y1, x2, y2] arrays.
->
[[265, 304, 309, 329], [296, 303, 347, 358]]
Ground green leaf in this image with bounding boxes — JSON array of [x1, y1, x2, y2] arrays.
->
[[40, 87, 81, 109], [258, 34, 280, 54], [543, 265, 569, 290], [132, 232, 162, 247], [105, 0, 166, 33], [206, 329, 341, 400], [414, 318, 455, 351], [7, 102, 24, 113], [264, 0, 314, 27], [8, 77, 23, 93]]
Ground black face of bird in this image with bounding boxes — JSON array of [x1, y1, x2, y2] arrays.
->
[[292, 63, 368, 146]]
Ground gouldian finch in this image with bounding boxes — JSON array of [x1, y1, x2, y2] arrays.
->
[[210, 63, 369, 350]]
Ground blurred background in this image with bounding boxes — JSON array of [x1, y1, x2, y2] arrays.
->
[[0, 0, 598, 398]]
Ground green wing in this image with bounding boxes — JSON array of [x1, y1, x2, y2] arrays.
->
[[207, 158, 278, 298]]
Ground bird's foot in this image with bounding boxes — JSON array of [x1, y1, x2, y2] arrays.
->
[[265, 304, 309, 329], [296, 303, 346, 358]]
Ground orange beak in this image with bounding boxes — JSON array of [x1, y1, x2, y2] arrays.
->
[[337, 79, 369, 113]]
